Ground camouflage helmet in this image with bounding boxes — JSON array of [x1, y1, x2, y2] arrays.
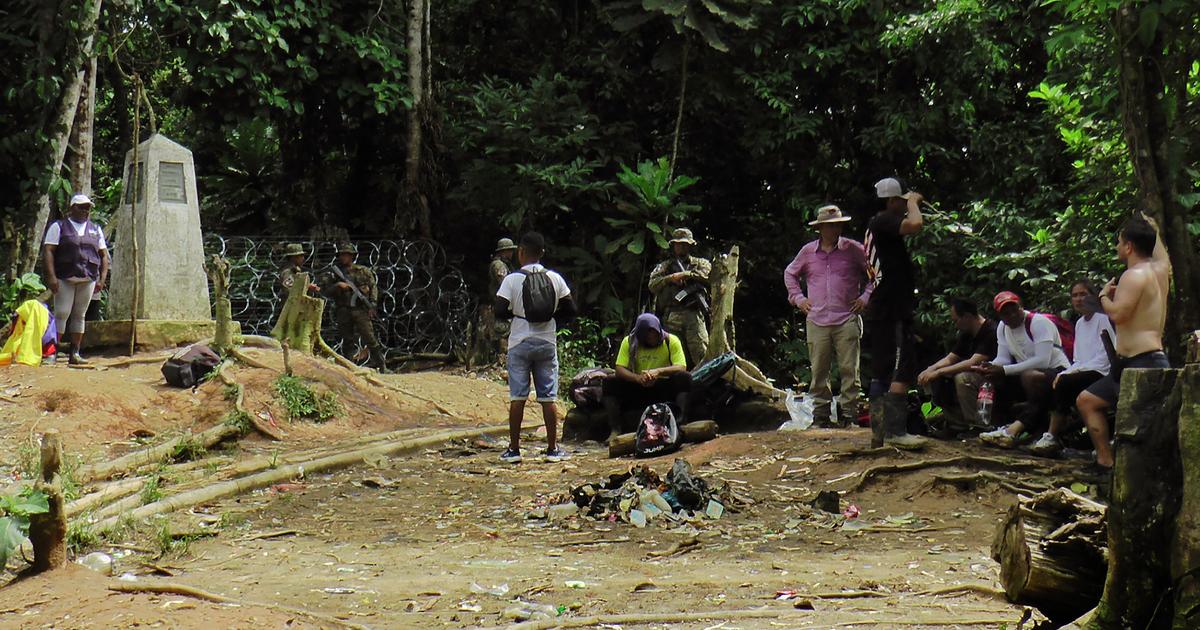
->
[[335, 242, 358, 255], [281, 243, 306, 257], [669, 227, 697, 246]]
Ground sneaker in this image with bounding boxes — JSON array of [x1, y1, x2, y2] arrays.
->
[[980, 427, 1016, 448], [884, 433, 928, 450], [1029, 432, 1063, 457], [543, 446, 570, 462], [499, 448, 522, 463], [68, 353, 89, 365]]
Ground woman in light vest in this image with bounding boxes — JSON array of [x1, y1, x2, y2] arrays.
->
[[43, 193, 110, 364]]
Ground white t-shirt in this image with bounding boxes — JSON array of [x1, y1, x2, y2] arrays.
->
[[496, 263, 571, 347], [1064, 313, 1115, 375], [44, 219, 108, 250], [996, 313, 1071, 375]]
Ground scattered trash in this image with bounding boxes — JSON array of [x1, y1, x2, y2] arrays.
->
[[359, 476, 398, 489], [809, 490, 840, 515], [780, 389, 814, 431], [842, 504, 860, 520], [458, 600, 483, 613], [469, 582, 510, 597], [270, 483, 307, 494], [632, 581, 659, 593], [501, 601, 558, 621], [117, 573, 139, 582], [775, 589, 799, 600], [78, 551, 113, 576], [564, 580, 587, 589], [322, 587, 356, 595], [556, 459, 736, 529]]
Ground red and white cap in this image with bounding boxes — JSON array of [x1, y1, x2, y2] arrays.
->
[[992, 291, 1021, 313]]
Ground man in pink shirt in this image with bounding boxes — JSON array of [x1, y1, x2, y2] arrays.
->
[[784, 205, 875, 427]]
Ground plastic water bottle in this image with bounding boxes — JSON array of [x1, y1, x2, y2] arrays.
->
[[977, 381, 995, 426]]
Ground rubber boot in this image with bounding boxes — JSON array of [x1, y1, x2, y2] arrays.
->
[[883, 393, 927, 451], [869, 395, 886, 448]]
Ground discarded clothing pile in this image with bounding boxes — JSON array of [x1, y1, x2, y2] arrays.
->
[[566, 459, 733, 527]]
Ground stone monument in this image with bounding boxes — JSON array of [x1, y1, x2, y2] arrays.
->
[[91, 134, 218, 348]]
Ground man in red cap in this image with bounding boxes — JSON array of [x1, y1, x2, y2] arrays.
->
[[976, 291, 1071, 447]]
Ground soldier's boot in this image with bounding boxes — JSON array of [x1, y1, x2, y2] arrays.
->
[[883, 392, 927, 451], [367, 347, 387, 371]]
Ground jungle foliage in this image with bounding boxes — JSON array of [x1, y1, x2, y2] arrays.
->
[[2, 0, 1198, 384]]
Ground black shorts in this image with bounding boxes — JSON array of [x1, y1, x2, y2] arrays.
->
[[868, 318, 917, 387], [1084, 351, 1170, 407], [1052, 370, 1104, 415]]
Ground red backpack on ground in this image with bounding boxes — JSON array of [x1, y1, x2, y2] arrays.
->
[[1024, 312, 1075, 362]]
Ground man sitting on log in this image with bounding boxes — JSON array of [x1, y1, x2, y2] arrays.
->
[[1076, 214, 1171, 469], [978, 291, 1071, 448], [601, 313, 693, 443], [916, 297, 997, 436]]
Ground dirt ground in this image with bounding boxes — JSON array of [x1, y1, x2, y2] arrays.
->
[[0, 350, 1082, 629]]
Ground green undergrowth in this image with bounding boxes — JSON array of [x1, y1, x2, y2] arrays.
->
[[272, 374, 342, 423]]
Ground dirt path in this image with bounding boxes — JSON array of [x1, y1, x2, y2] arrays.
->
[[1, 355, 1070, 628]]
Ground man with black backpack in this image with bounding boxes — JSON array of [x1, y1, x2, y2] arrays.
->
[[495, 232, 576, 463]]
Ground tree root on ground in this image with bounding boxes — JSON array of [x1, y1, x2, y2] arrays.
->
[[913, 471, 1050, 498], [506, 608, 781, 630], [108, 581, 368, 630], [848, 455, 1057, 492], [75, 423, 241, 484], [214, 362, 283, 440]]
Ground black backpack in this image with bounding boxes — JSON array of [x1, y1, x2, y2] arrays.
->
[[519, 269, 559, 323], [635, 403, 681, 457], [162, 344, 222, 388]]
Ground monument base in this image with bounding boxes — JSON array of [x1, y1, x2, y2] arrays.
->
[[85, 320, 241, 351]]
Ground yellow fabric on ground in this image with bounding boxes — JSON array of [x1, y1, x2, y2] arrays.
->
[[0, 300, 50, 367]]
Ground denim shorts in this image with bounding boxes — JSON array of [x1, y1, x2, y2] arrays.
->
[[507, 337, 559, 402]]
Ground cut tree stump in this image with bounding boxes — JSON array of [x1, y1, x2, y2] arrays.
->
[[607, 420, 718, 458], [207, 255, 234, 354], [1174, 364, 1200, 628], [271, 271, 327, 355], [704, 246, 785, 400], [1085, 368, 1182, 629], [990, 488, 1108, 621], [28, 431, 67, 571]]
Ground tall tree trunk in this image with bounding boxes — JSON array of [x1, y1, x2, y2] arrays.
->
[[19, 0, 103, 276], [66, 54, 97, 196], [405, 0, 431, 238], [668, 38, 690, 181], [1113, 5, 1200, 352]]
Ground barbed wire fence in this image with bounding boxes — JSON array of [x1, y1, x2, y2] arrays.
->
[[203, 236, 476, 362]]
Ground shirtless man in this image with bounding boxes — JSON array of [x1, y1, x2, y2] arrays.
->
[[1076, 213, 1171, 468]]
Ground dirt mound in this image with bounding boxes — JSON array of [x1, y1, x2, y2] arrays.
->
[[0, 348, 514, 478]]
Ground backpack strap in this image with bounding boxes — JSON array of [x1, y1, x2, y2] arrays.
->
[[1023, 311, 1036, 342]]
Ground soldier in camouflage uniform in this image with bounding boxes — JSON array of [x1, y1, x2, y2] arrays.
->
[[321, 243, 385, 368], [648, 228, 711, 367], [277, 243, 319, 296], [488, 238, 518, 353]]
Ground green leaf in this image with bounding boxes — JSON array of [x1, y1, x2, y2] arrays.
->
[[0, 517, 25, 568], [627, 234, 646, 255], [1070, 482, 1089, 494]]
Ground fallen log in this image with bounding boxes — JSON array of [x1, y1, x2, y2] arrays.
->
[[76, 423, 241, 484], [66, 477, 144, 517], [608, 420, 718, 458], [990, 488, 1108, 621], [90, 422, 536, 535]]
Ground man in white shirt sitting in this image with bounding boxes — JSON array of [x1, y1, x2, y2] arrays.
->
[[977, 291, 1071, 448]]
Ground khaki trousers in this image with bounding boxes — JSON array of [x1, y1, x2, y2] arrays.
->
[[806, 316, 862, 423], [664, 308, 709, 367]]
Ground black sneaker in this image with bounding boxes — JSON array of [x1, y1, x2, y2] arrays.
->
[[543, 446, 569, 462], [499, 448, 522, 463]]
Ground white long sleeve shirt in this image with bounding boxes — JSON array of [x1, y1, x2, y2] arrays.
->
[[995, 313, 1071, 375], [1063, 313, 1115, 375]]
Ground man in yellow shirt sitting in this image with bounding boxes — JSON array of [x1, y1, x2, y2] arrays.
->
[[601, 313, 693, 442]]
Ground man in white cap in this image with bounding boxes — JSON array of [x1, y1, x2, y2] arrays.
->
[[863, 177, 927, 449], [783, 205, 874, 427], [648, 228, 711, 367], [42, 193, 109, 364]]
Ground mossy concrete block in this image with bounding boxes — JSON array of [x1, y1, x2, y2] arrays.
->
[[85, 319, 241, 350]]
